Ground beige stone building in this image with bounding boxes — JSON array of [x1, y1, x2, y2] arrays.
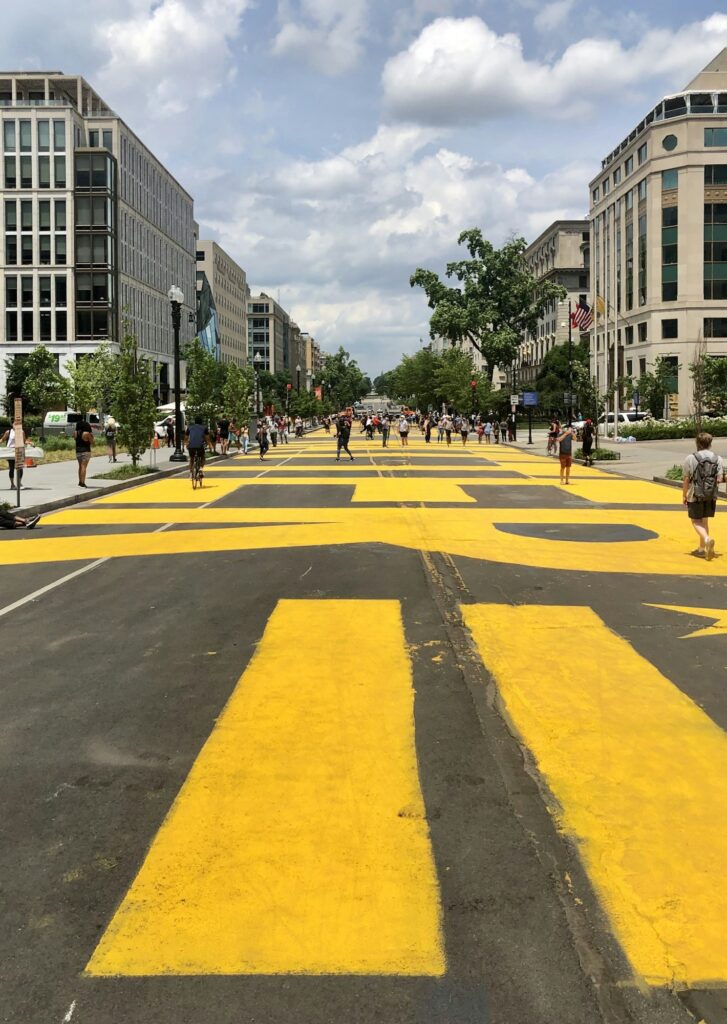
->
[[301, 331, 323, 387], [589, 49, 727, 416], [195, 240, 248, 366], [515, 220, 590, 388]]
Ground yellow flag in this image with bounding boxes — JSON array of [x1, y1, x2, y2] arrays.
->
[[596, 295, 606, 316]]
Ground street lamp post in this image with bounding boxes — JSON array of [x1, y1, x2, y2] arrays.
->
[[168, 285, 187, 462], [296, 363, 301, 393], [253, 351, 262, 417], [568, 299, 574, 424]]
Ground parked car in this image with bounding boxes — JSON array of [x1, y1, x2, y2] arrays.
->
[[43, 410, 106, 437], [153, 403, 186, 439], [571, 410, 651, 440]]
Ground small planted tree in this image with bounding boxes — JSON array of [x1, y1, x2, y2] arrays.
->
[[184, 337, 223, 429], [222, 362, 254, 427], [21, 345, 68, 437], [112, 331, 157, 467]]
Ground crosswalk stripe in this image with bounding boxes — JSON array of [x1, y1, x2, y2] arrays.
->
[[462, 603, 727, 986], [86, 599, 445, 976]]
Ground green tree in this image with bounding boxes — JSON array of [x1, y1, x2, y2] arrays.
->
[[692, 355, 727, 416], [21, 345, 68, 436], [184, 338, 224, 429], [387, 349, 443, 410], [411, 229, 567, 371], [535, 339, 590, 414], [3, 356, 32, 415], [373, 371, 394, 396], [112, 332, 157, 467], [64, 343, 116, 418], [222, 363, 254, 426], [318, 347, 368, 408], [433, 347, 492, 413], [572, 363, 605, 430], [636, 356, 678, 419]]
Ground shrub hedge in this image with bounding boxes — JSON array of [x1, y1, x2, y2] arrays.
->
[[617, 417, 727, 440]]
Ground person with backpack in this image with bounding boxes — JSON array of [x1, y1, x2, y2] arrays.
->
[[682, 432, 725, 561], [581, 419, 594, 467]]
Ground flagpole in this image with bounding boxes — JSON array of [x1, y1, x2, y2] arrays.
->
[[612, 201, 620, 439], [604, 207, 610, 437]]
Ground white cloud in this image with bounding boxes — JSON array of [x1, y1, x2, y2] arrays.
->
[[382, 13, 727, 124], [272, 0, 368, 74], [96, 0, 250, 117], [196, 123, 590, 372], [534, 0, 576, 34]]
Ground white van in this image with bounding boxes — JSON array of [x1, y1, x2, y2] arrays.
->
[[43, 410, 105, 437]]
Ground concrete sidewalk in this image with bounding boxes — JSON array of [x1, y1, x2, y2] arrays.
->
[[508, 426, 727, 482]]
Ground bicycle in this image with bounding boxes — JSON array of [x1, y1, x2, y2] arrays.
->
[[189, 447, 205, 489]]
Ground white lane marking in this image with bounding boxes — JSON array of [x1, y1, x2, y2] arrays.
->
[[0, 523, 172, 622], [0, 558, 109, 621], [300, 565, 312, 579], [62, 1000, 76, 1022]]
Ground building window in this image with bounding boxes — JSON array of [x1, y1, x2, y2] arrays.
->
[[196, 250, 204, 261], [613, 167, 621, 185], [625, 325, 634, 345], [637, 143, 647, 165], [705, 128, 727, 148], [705, 165, 727, 186], [625, 221, 633, 310], [55, 276, 67, 306], [625, 155, 634, 175], [662, 205, 678, 301], [638, 213, 647, 305], [704, 318, 727, 337], [6, 311, 18, 341], [663, 134, 678, 151], [19, 120, 31, 152], [638, 322, 648, 343], [638, 179, 647, 201], [662, 168, 678, 190], [20, 155, 32, 188], [55, 310, 67, 341], [89, 129, 99, 147], [625, 190, 633, 211], [102, 130, 112, 150], [37, 120, 49, 152], [3, 155, 16, 188], [704, 203, 727, 299], [53, 120, 65, 151], [38, 154, 51, 188], [662, 318, 678, 338], [21, 310, 33, 341], [662, 264, 678, 301], [40, 310, 51, 341], [21, 235, 32, 265], [626, 359, 633, 376], [55, 199, 66, 230], [55, 234, 66, 265], [639, 357, 646, 375], [3, 120, 16, 151], [54, 155, 66, 188], [603, 178, 610, 195], [39, 234, 51, 265], [592, 187, 599, 203]]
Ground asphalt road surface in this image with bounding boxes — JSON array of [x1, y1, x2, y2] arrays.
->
[[2, 429, 726, 1024]]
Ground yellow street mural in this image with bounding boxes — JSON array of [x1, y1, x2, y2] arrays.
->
[[463, 603, 727, 987], [86, 600, 445, 976]]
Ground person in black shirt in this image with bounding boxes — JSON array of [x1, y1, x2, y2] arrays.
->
[[336, 415, 354, 461], [218, 416, 230, 455], [74, 419, 93, 487]]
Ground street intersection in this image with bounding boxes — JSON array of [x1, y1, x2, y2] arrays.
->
[[1, 431, 725, 1024]]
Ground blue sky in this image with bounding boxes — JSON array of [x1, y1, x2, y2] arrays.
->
[[2, 1, 726, 377]]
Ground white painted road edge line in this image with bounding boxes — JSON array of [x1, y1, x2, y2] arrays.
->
[[62, 1000, 76, 1022], [0, 523, 172, 621]]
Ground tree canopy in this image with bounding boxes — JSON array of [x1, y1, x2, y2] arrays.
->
[[411, 229, 567, 371], [318, 347, 369, 409]]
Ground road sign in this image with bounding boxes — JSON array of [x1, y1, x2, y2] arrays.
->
[[509, 394, 519, 406], [523, 391, 538, 407], [632, 390, 640, 406], [563, 392, 576, 405]]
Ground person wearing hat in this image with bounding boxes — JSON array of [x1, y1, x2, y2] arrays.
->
[[105, 417, 118, 462]]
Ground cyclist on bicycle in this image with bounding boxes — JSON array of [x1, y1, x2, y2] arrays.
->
[[547, 418, 560, 456], [185, 417, 210, 478]]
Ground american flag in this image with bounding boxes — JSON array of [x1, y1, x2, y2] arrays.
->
[[570, 300, 593, 331]]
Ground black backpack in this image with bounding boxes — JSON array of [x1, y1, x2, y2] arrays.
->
[[692, 451, 720, 500]]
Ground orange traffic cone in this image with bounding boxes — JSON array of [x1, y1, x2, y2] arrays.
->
[[24, 456, 35, 468], [152, 436, 160, 450]]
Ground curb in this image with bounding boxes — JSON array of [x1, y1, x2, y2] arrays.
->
[[653, 475, 727, 498]]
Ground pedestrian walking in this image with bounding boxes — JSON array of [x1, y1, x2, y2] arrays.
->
[[336, 413, 354, 461], [295, 415, 303, 438], [443, 414, 453, 446], [499, 419, 508, 443], [166, 420, 175, 448], [484, 421, 492, 444], [460, 419, 469, 445], [241, 425, 250, 454], [218, 415, 231, 455], [74, 417, 94, 487], [257, 419, 269, 460], [398, 414, 410, 446], [381, 415, 390, 447], [437, 418, 444, 443], [104, 418, 118, 462], [1, 425, 24, 491], [682, 432, 725, 560], [557, 422, 576, 485], [476, 422, 484, 444], [581, 419, 594, 466], [269, 418, 278, 448], [425, 416, 432, 443]]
